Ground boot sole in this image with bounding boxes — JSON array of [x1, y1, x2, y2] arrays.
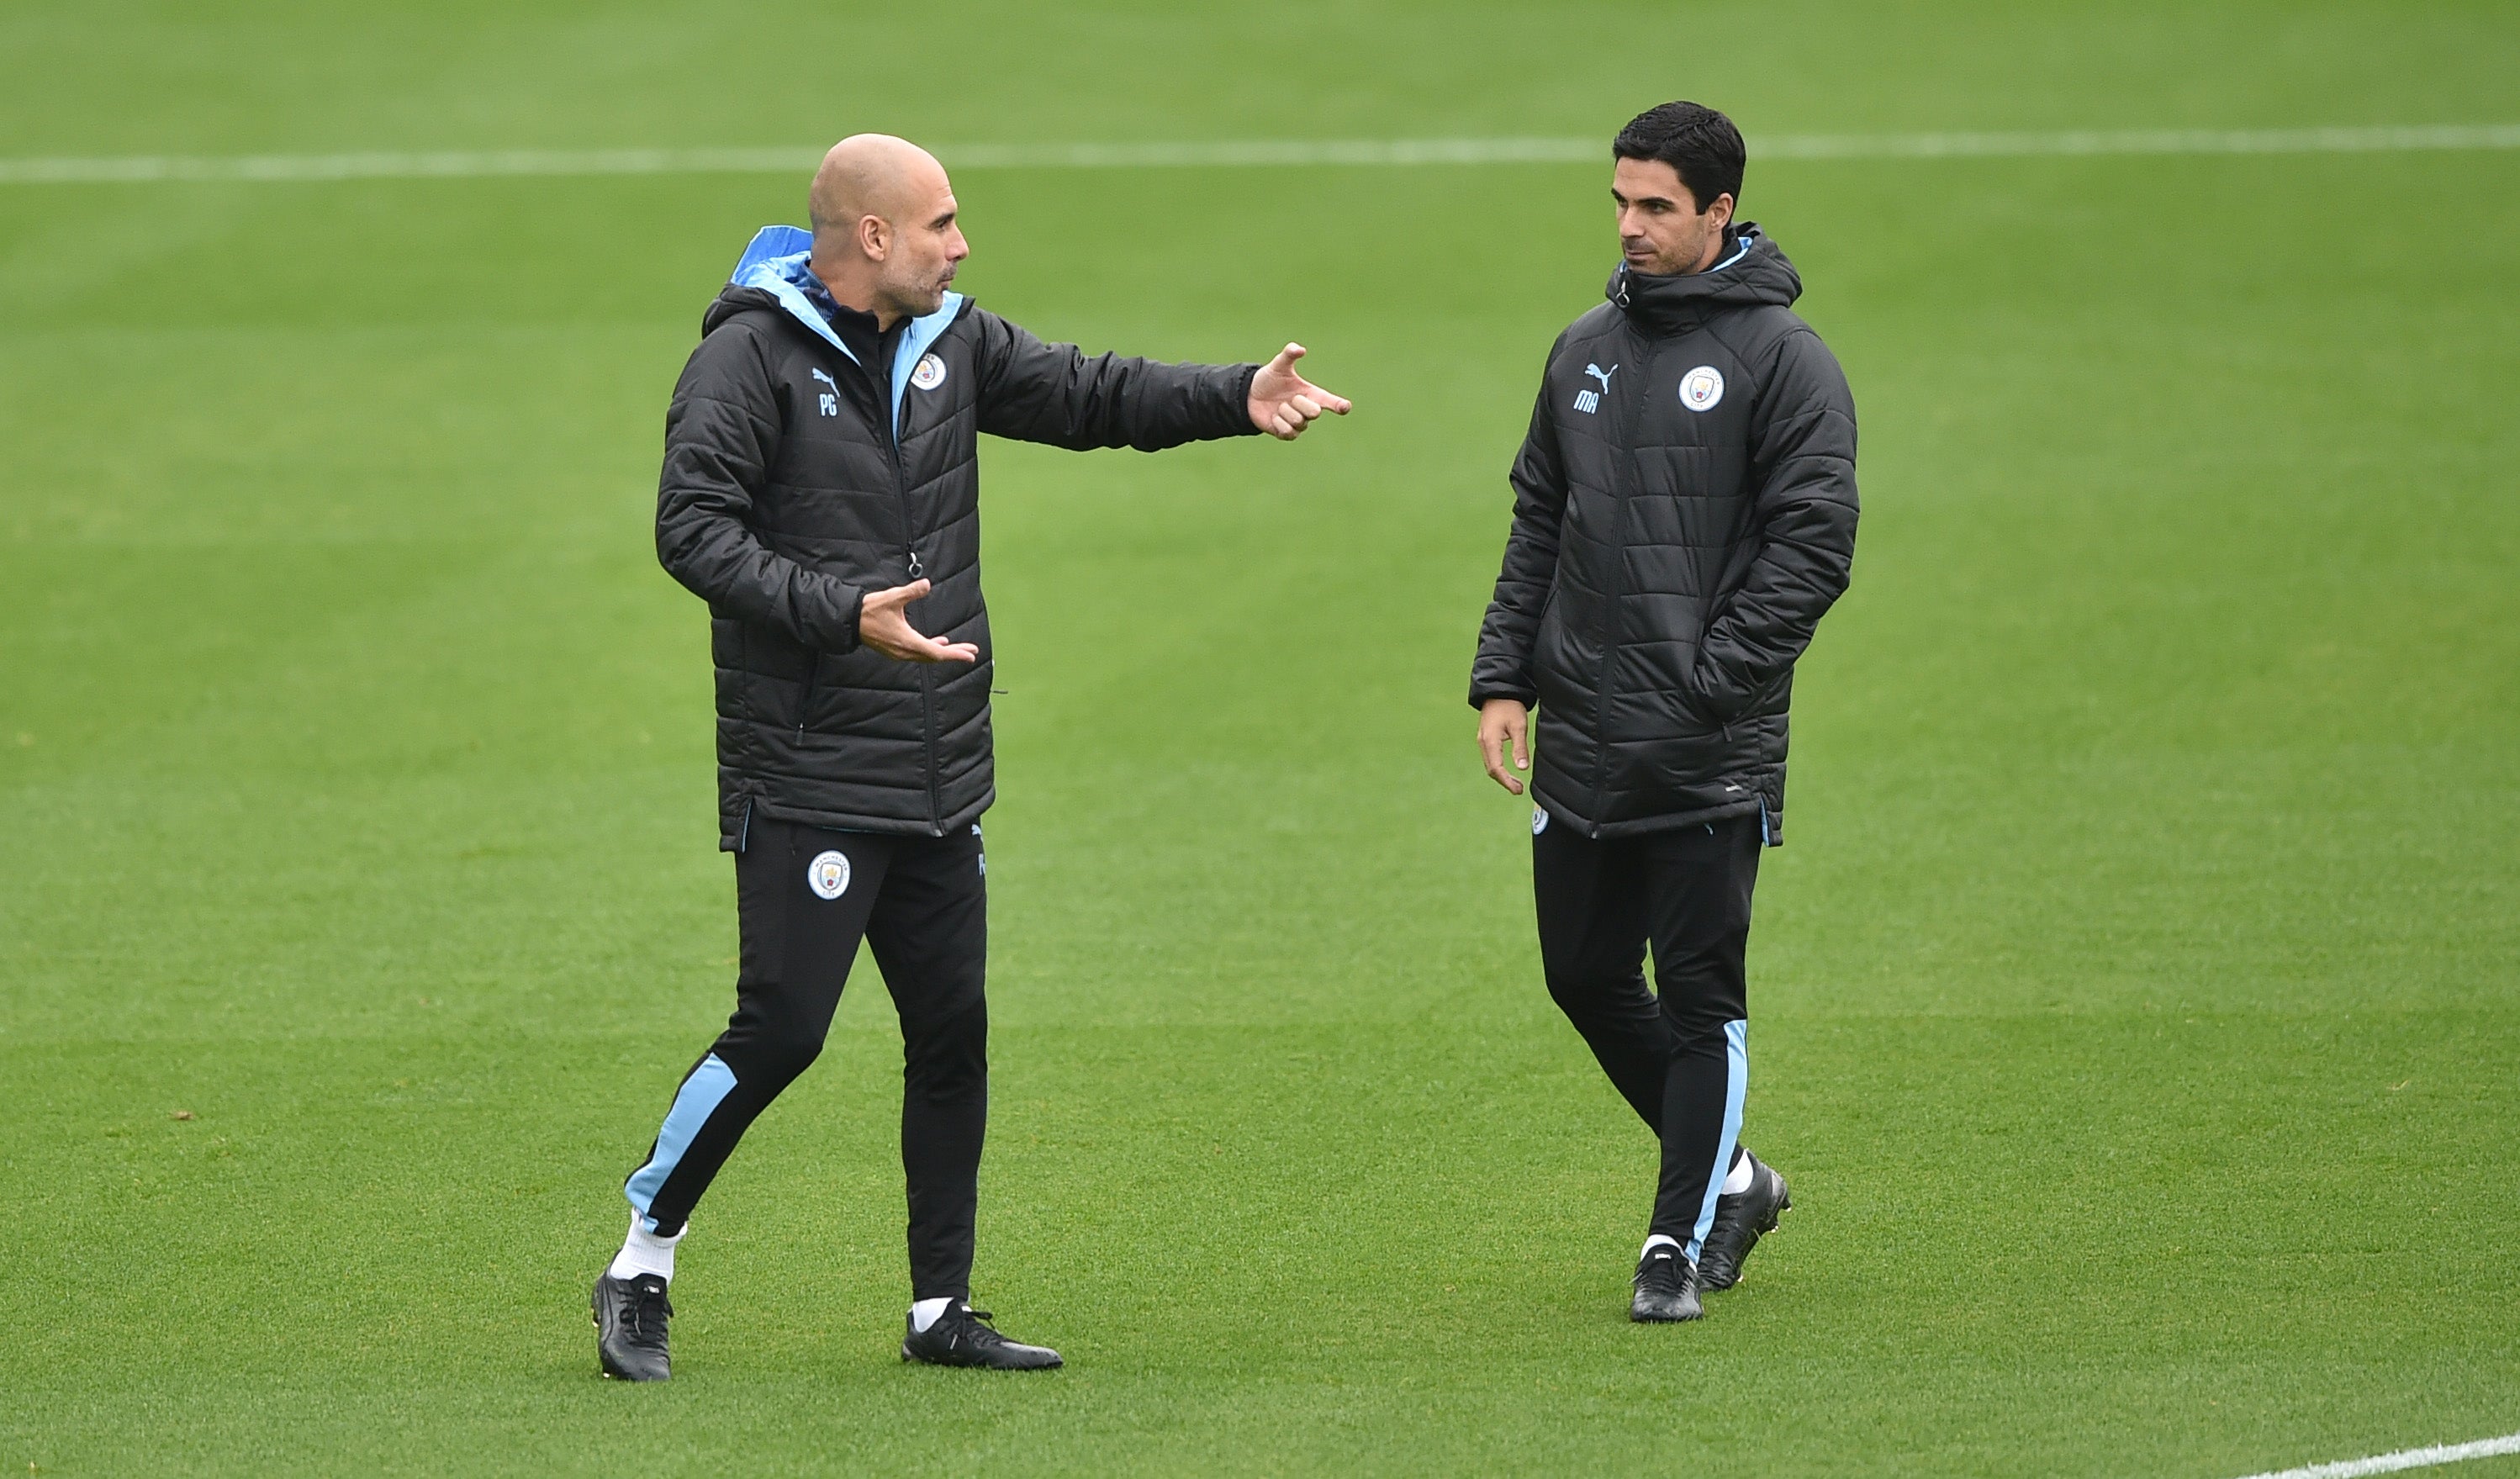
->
[[901, 1343, 1064, 1370]]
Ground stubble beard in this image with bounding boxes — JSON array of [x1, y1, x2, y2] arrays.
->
[[1628, 219, 1719, 277], [881, 261, 951, 321]]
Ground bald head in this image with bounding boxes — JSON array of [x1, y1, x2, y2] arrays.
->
[[805, 134, 969, 329], [809, 135, 942, 242]]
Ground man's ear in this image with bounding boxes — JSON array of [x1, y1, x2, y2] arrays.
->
[[1709, 193, 1735, 232], [857, 214, 889, 261]]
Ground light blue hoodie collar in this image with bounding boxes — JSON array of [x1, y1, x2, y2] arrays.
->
[[728, 224, 965, 438], [730, 225, 852, 359], [1704, 230, 1754, 274]]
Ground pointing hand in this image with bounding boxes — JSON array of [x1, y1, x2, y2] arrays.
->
[[859, 579, 979, 663], [1248, 343, 1353, 440]]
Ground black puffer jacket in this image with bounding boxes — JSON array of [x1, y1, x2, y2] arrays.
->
[[658, 226, 1258, 847], [1470, 224, 1857, 840]]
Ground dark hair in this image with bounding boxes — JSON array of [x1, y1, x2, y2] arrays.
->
[[1613, 101, 1746, 213]]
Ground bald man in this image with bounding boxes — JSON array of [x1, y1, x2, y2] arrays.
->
[[589, 135, 1348, 1379]]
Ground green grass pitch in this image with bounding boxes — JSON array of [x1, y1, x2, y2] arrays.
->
[[3, 3, 2517, 1473]]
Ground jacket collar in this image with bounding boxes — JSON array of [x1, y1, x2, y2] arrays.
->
[[722, 224, 968, 441], [724, 224, 966, 370], [1605, 222, 1801, 335]]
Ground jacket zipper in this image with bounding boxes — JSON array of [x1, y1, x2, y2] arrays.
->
[[1583, 330, 1644, 827], [885, 356, 944, 837], [796, 655, 818, 742]]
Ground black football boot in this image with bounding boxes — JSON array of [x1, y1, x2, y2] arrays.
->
[[1698, 1149, 1791, 1292], [901, 1302, 1063, 1370], [1630, 1242, 1703, 1323], [591, 1272, 673, 1381]]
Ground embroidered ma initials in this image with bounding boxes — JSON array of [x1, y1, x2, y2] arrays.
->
[[1573, 362, 1616, 415]]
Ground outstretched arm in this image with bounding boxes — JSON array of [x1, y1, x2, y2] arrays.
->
[[973, 310, 1348, 450]]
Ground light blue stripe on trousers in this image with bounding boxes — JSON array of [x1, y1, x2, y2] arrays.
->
[[624, 1053, 739, 1231], [1685, 1021, 1750, 1262]]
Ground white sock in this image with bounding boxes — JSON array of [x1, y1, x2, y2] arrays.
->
[[608, 1212, 683, 1283], [1721, 1150, 1755, 1196], [909, 1297, 955, 1334], [1640, 1233, 1683, 1261]]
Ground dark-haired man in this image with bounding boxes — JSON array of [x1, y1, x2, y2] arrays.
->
[[1470, 102, 1856, 1322], [591, 133, 1349, 1380]]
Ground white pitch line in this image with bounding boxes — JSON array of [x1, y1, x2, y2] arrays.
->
[[1, 124, 2517, 185], [2231, 1429, 2520, 1479]]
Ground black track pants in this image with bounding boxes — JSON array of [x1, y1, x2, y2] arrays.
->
[[624, 816, 989, 1301], [1533, 809, 1759, 1255]]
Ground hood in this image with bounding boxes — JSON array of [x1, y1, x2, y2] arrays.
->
[[700, 224, 969, 359], [1606, 221, 1801, 334], [701, 224, 968, 435]]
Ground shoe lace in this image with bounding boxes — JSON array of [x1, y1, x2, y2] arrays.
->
[[1636, 1250, 1688, 1297], [626, 1279, 672, 1349]]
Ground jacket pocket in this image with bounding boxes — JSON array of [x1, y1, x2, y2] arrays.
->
[[708, 618, 743, 663], [711, 619, 753, 722], [1532, 585, 1577, 710], [794, 654, 822, 739]]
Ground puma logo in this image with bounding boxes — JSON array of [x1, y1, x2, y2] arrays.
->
[[1574, 362, 1616, 415]]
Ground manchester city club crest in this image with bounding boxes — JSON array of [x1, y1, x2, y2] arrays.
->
[[806, 849, 852, 900], [1532, 808, 1550, 836], [911, 352, 948, 391], [1678, 364, 1725, 412]]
